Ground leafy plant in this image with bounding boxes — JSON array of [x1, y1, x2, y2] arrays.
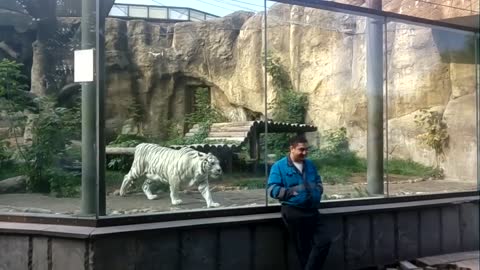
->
[[387, 158, 443, 179], [260, 53, 309, 156], [264, 53, 308, 124], [166, 88, 226, 145], [47, 169, 81, 197], [184, 88, 225, 129], [22, 97, 81, 194], [310, 128, 365, 184], [0, 141, 11, 165], [414, 109, 449, 164], [0, 59, 36, 112]]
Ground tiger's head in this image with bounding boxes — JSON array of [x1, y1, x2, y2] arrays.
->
[[199, 152, 222, 179]]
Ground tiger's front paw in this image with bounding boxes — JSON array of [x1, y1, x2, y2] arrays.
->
[[146, 194, 159, 200], [171, 199, 183, 205], [208, 202, 220, 208]]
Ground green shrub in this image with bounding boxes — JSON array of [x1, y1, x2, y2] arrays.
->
[[166, 87, 225, 145], [22, 97, 80, 193], [264, 53, 308, 124], [0, 141, 11, 165], [48, 169, 81, 197], [387, 158, 443, 179]]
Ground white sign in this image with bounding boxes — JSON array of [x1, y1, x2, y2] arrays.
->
[[74, 49, 95, 82]]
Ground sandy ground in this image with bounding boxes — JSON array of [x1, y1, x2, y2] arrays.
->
[[0, 179, 476, 216]]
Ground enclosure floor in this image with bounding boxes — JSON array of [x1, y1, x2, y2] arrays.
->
[[0, 180, 476, 216]]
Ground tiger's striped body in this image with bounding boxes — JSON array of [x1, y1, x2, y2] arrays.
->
[[119, 143, 222, 208]]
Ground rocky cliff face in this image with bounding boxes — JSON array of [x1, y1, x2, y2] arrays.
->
[[1, 2, 477, 180]]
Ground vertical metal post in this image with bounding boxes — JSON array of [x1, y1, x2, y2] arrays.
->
[[366, 0, 384, 195], [263, 0, 269, 206], [95, 0, 106, 216], [384, 17, 389, 197], [475, 33, 480, 191], [80, 0, 97, 215]]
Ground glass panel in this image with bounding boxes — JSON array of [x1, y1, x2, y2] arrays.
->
[[386, 20, 477, 196], [206, 15, 218, 21], [0, 0, 97, 216], [190, 10, 206, 22], [329, 0, 479, 29], [169, 8, 189, 20], [104, 1, 267, 215], [129, 6, 148, 18], [265, 2, 385, 202], [149, 7, 168, 19], [110, 4, 128, 17]]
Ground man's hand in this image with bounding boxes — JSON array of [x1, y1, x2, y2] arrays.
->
[[286, 189, 298, 199]]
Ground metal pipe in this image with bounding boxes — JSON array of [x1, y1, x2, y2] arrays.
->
[[263, 0, 269, 206], [384, 17, 389, 197], [80, 0, 97, 215], [95, 0, 106, 216], [475, 33, 479, 191], [366, 0, 384, 195]]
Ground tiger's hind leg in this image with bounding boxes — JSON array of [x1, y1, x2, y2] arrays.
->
[[143, 174, 163, 200], [119, 172, 135, 197], [119, 159, 143, 196]]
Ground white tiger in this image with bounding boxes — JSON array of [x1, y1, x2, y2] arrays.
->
[[119, 143, 222, 208]]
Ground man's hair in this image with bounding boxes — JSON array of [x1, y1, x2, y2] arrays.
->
[[289, 135, 308, 147]]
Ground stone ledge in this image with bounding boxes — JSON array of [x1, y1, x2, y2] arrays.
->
[[0, 195, 477, 239]]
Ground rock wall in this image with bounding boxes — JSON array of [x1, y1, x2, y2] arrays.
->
[[1, 2, 477, 180]]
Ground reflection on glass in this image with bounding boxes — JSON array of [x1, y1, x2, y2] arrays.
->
[[129, 6, 148, 18], [386, 21, 477, 196], [169, 8, 189, 20], [330, 0, 478, 28], [0, 1, 88, 215], [265, 3, 380, 202], [104, 0, 267, 215], [110, 5, 129, 17], [190, 10, 206, 22], [206, 15, 218, 21], [149, 7, 168, 19]]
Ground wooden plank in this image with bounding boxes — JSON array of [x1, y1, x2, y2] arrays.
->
[[399, 260, 422, 270], [454, 259, 480, 270], [105, 147, 136, 155], [415, 251, 479, 266], [210, 126, 252, 132], [205, 137, 245, 142], [372, 213, 396, 265], [441, 205, 461, 254], [397, 211, 420, 261], [254, 224, 287, 270], [323, 216, 345, 270], [345, 215, 373, 269], [211, 122, 254, 127], [208, 131, 249, 138], [460, 203, 479, 251], [420, 209, 441, 257]]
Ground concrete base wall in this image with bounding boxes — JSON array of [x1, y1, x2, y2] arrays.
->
[[0, 197, 478, 270]]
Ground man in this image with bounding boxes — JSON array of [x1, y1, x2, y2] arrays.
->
[[267, 135, 331, 270]]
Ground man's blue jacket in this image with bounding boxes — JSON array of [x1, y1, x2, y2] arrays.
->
[[267, 156, 323, 208]]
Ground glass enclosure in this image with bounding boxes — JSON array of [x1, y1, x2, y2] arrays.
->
[[0, 0, 477, 218]]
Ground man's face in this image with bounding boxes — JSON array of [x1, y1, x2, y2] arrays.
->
[[290, 142, 308, 162]]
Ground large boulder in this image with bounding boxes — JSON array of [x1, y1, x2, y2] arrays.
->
[[0, 175, 27, 193]]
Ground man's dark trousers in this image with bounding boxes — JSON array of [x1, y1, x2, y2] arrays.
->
[[281, 205, 331, 270]]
